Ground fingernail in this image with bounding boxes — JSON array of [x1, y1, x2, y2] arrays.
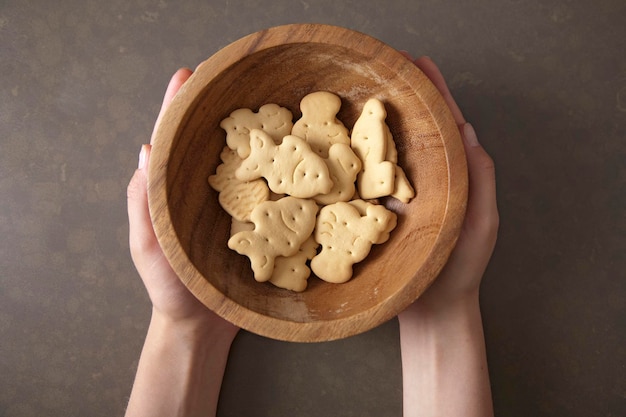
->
[[399, 50, 413, 60], [138, 144, 148, 169], [463, 123, 480, 147]]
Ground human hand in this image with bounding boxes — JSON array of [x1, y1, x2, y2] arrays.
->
[[125, 72, 237, 416], [402, 56, 499, 314], [126, 68, 239, 337]]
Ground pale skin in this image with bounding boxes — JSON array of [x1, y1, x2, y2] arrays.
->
[[125, 57, 498, 417], [398, 55, 498, 417], [125, 68, 239, 417]]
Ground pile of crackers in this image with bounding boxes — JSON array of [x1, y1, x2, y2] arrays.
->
[[209, 92, 415, 292]]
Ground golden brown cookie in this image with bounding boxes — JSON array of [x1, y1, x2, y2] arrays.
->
[[291, 91, 350, 158], [313, 143, 362, 205], [351, 98, 396, 199], [228, 196, 319, 282], [220, 104, 293, 158], [270, 236, 319, 292], [311, 200, 397, 283], [208, 146, 270, 221], [236, 129, 333, 198]]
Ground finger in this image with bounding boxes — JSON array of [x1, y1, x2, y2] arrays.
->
[[410, 58, 495, 224], [461, 123, 499, 238], [133, 68, 193, 258], [151, 68, 194, 144], [413, 56, 466, 125], [162, 68, 193, 110], [398, 50, 414, 61], [127, 144, 158, 259]]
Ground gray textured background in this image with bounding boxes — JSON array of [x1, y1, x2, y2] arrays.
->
[[1, 0, 624, 416]]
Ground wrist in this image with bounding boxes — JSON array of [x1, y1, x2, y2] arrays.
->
[[125, 309, 237, 417], [400, 289, 480, 325], [149, 308, 239, 349], [398, 290, 494, 417]]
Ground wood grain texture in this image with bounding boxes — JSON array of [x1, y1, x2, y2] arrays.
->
[[148, 23, 467, 342]]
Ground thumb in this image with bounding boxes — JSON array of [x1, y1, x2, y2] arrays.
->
[[460, 123, 499, 247], [127, 144, 159, 260], [151, 68, 194, 144]]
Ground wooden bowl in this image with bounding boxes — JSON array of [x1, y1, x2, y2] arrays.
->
[[148, 23, 467, 342]]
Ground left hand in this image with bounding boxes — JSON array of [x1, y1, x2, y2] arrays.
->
[[126, 68, 239, 335]]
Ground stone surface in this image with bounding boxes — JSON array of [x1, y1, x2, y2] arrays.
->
[[1, 0, 624, 416]]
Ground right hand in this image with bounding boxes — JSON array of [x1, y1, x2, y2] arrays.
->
[[401, 56, 499, 313]]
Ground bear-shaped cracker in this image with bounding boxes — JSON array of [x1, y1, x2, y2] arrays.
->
[[220, 103, 293, 158], [311, 200, 397, 284], [228, 196, 319, 282], [291, 91, 350, 158]]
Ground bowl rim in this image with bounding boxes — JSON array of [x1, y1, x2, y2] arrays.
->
[[148, 23, 467, 342]]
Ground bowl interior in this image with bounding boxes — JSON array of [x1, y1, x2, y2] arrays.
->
[[149, 24, 466, 342]]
